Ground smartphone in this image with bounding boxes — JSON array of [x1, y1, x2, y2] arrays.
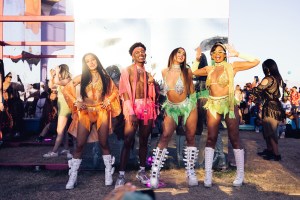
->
[[254, 76, 259, 82]]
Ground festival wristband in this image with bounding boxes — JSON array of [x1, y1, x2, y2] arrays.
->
[[238, 53, 257, 62], [124, 100, 135, 115], [191, 61, 200, 72]]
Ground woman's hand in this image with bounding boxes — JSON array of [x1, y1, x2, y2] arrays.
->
[[55, 66, 60, 74], [195, 47, 202, 61], [225, 44, 239, 57], [101, 98, 111, 109], [74, 100, 86, 111]]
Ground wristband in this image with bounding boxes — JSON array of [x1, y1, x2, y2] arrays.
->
[[238, 53, 257, 62], [124, 100, 135, 115], [191, 61, 200, 72]]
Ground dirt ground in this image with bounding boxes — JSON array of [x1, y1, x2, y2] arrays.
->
[[0, 130, 299, 200]]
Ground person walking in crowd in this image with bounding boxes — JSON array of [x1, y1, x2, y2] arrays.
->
[[62, 53, 121, 189], [43, 65, 72, 158], [115, 42, 157, 188], [149, 47, 198, 188], [289, 86, 299, 129], [193, 42, 260, 187], [252, 59, 285, 161]]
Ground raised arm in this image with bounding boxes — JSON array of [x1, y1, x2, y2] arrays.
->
[[226, 44, 260, 73], [61, 75, 81, 111], [192, 66, 209, 77]]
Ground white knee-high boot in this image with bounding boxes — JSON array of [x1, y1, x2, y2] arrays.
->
[[66, 158, 82, 189], [204, 147, 215, 187], [183, 146, 199, 186], [103, 155, 115, 186], [150, 147, 169, 189], [233, 149, 244, 186]]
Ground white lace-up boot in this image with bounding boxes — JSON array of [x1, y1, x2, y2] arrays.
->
[[183, 146, 199, 186], [66, 158, 82, 189], [103, 155, 115, 186], [204, 147, 215, 187], [233, 149, 244, 186], [150, 147, 169, 189]]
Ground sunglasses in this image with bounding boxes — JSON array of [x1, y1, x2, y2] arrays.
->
[[212, 51, 226, 55]]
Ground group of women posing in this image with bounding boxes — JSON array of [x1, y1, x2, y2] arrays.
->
[[57, 41, 285, 190]]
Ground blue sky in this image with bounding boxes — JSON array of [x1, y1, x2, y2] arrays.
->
[[229, 0, 300, 88]]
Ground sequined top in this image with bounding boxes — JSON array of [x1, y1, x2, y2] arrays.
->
[[163, 70, 184, 95], [206, 65, 229, 88], [85, 78, 103, 101]]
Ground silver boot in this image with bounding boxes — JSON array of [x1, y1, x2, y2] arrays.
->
[[150, 147, 169, 189], [204, 147, 214, 187], [183, 146, 199, 186], [233, 149, 244, 186], [66, 158, 82, 189], [103, 155, 115, 186]]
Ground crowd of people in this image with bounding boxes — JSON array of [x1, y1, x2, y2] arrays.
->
[[0, 41, 295, 198]]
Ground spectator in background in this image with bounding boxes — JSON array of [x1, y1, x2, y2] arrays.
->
[[289, 86, 299, 129], [235, 85, 244, 123], [36, 90, 58, 142], [252, 59, 285, 161], [0, 63, 4, 142], [24, 83, 39, 118], [43, 64, 72, 159], [2, 72, 25, 138]]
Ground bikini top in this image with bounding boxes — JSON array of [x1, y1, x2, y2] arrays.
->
[[163, 69, 184, 95], [206, 64, 229, 88]]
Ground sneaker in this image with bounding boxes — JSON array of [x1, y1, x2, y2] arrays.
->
[[255, 127, 260, 133], [136, 170, 150, 184], [115, 175, 125, 189], [67, 152, 73, 160], [60, 149, 70, 154], [43, 151, 58, 158], [280, 132, 285, 139]]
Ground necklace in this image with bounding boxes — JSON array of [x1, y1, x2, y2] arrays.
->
[[172, 64, 181, 69], [214, 61, 225, 67], [137, 66, 145, 74]]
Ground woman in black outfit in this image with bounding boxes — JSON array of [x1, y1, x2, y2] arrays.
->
[[252, 59, 285, 161]]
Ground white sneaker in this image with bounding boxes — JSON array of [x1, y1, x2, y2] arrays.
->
[[43, 151, 58, 158], [255, 127, 260, 133], [280, 132, 285, 139]]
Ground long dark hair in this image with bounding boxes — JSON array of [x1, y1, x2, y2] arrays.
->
[[167, 47, 190, 94], [262, 59, 285, 99], [80, 53, 110, 99]]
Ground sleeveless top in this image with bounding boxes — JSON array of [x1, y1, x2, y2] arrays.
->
[[163, 69, 184, 95], [206, 64, 229, 88]]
